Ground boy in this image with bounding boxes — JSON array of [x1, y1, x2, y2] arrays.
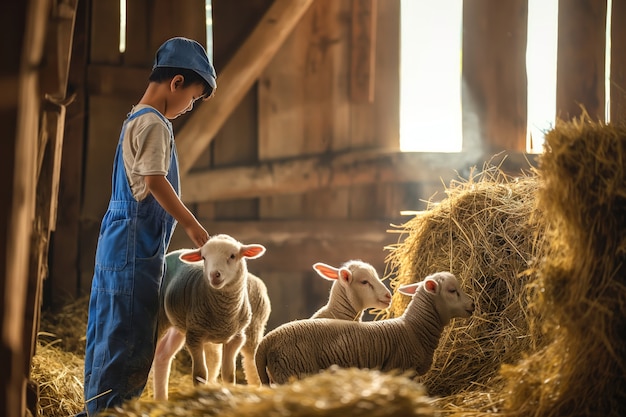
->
[[79, 37, 216, 415]]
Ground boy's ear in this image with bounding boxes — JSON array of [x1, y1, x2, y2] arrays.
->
[[171, 74, 184, 90]]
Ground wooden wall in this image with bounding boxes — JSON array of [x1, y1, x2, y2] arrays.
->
[[2, 0, 626, 414], [46, 0, 626, 334]]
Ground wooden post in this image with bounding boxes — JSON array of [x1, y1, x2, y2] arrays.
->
[[350, 0, 377, 103], [610, 0, 626, 123], [462, 0, 528, 154], [556, 0, 607, 121]]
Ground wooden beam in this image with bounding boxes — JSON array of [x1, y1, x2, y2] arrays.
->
[[181, 149, 536, 203], [176, 0, 315, 175], [168, 219, 401, 274]]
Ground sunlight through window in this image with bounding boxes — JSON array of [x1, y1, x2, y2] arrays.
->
[[206, 1, 214, 62], [119, 0, 126, 53], [526, 0, 558, 153], [399, 0, 463, 152]]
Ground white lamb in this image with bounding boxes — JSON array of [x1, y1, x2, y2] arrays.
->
[[152, 234, 266, 400], [311, 260, 392, 321], [255, 271, 475, 385]]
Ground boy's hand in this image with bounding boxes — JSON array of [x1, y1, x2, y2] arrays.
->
[[185, 222, 210, 248]]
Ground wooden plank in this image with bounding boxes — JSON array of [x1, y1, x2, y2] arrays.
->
[[149, 0, 207, 51], [258, 0, 353, 224], [556, 0, 607, 120], [50, 0, 89, 302], [350, 0, 377, 103], [3, 0, 49, 415], [87, 64, 150, 98], [90, 0, 121, 64], [176, 0, 315, 175], [610, 0, 626, 123], [462, 0, 528, 153], [349, 0, 399, 150], [181, 150, 536, 203], [124, 0, 151, 66]]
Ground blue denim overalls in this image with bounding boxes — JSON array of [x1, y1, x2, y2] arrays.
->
[[82, 107, 178, 415]]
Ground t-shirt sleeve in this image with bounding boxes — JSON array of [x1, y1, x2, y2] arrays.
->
[[131, 121, 170, 176]]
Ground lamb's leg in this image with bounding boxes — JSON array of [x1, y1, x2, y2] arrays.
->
[[187, 330, 209, 386], [241, 325, 262, 386], [221, 333, 245, 384], [152, 327, 186, 400], [240, 342, 261, 386], [203, 342, 222, 384]]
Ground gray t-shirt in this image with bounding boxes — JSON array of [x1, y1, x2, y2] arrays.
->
[[122, 105, 172, 201]]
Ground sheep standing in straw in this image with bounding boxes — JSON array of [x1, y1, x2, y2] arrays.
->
[[152, 234, 266, 400], [311, 260, 391, 321], [255, 271, 474, 385]]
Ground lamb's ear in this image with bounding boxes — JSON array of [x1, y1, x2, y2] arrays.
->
[[423, 278, 439, 294], [338, 268, 353, 286], [313, 263, 340, 281], [241, 244, 266, 259], [398, 282, 421, 296], [179, 249, 202, 263]]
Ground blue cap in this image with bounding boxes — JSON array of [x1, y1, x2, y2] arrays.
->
[[153, 37, 217, 89]]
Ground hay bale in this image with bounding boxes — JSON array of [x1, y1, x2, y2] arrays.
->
[[383, 162, 546, 398], [102, 367, 437, 417], [31, 340, 85, 417], [500, 117, 626, 416]]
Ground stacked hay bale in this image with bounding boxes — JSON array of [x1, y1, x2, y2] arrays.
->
[[499, 117, 626, 416], [102, 367, 436, 417], [383, 163, 546, 404]]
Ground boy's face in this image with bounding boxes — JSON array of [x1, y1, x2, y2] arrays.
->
[[167, 76, 206, 119]]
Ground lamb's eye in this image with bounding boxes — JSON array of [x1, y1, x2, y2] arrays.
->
[[230, 254, 236, 260], [361, 280, 368, 285]]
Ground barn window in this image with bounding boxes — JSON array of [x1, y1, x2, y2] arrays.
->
[[399, 0, 463, 153], [526, 0, 558, 153], [118, 0, 214, 60], [206, 0, 214, 61], [399, 0, 561, 154]]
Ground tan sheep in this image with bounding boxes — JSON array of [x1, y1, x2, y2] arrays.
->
[[255, 271, 475, 385], [311, 260, 391, 321], [152, 234, 266, 400]]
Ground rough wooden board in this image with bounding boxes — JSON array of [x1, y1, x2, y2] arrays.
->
[[462, 0, 528, 153], [180, 149, 530, 203], [177, 0, 315, 174], [50, 0, 89, 304], [90, 0, 120, 64], [610, 0, 626, 123], [350, 0, 377, 103], [167, 219, 397, 274], [556, 0, 607, 120]]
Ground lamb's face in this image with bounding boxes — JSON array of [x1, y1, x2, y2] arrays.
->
[[430, 272, 475, 320], [190, 234, 266, 289], [346, 263, 392, 311], [200, 235, 246, 289]]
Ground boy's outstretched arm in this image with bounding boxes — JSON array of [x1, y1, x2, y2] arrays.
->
[[144, 174, 209, 247]]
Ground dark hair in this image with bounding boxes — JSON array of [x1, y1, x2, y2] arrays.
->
[[149, 67, 214, 99]]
